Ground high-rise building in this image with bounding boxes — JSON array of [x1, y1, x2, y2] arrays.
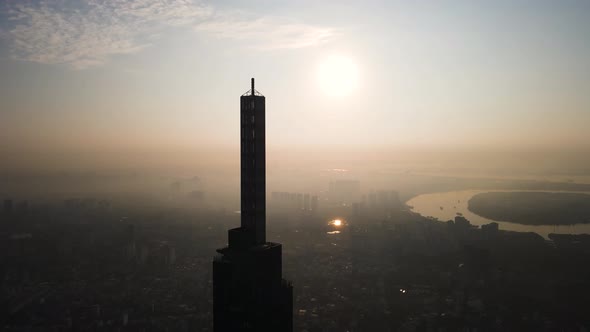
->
[[213, 79, 293, 332], [368, 191, 377, 209], [311, 195, 318, 213]]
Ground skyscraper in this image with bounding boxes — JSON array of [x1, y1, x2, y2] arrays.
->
[[213, 79, 293, 332]]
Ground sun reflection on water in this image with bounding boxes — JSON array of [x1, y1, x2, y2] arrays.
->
[[327, 219, 345, 235]]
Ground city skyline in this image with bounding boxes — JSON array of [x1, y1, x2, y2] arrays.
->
[[3, 2, 590, 331]]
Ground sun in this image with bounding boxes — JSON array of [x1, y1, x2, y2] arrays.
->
[[317, 54, 359, 97]]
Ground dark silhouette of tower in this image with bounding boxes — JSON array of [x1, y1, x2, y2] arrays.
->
[[213, 79, 293, 332]]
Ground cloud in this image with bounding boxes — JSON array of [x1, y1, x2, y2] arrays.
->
[[195, 15, 336, 50], [1, 1, 335, 69], [4, 0, 211, 69]]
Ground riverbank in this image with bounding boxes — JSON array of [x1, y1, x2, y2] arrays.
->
[[406, 190, 590, 239]]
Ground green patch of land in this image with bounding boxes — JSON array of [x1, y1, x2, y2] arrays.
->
[[468, 192, 590, 225]]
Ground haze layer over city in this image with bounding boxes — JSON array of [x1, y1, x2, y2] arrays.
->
[[1, 1, 590, 331]]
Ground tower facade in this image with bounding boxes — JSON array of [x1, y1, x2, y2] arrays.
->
[[240, 78, 266, 246], [213, 79, 293, 332]]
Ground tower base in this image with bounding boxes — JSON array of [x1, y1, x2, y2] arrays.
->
[[213, 242, 293, 332]]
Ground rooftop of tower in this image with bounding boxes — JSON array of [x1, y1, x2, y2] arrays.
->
[[242, 77, 264, 97]]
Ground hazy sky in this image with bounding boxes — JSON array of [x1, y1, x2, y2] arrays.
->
[[1, 0, 589, 170]]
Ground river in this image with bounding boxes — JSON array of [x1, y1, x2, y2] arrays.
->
[[406, 190, 590, 239]]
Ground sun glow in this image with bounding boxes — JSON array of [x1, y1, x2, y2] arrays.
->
[[317, 54, 359, 97], [332, 219, 342, 226]]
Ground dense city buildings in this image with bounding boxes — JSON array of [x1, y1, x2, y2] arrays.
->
[[212, 79, 293, 332], [270, 192, 319, 215], [2, 184, 590, 330]]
